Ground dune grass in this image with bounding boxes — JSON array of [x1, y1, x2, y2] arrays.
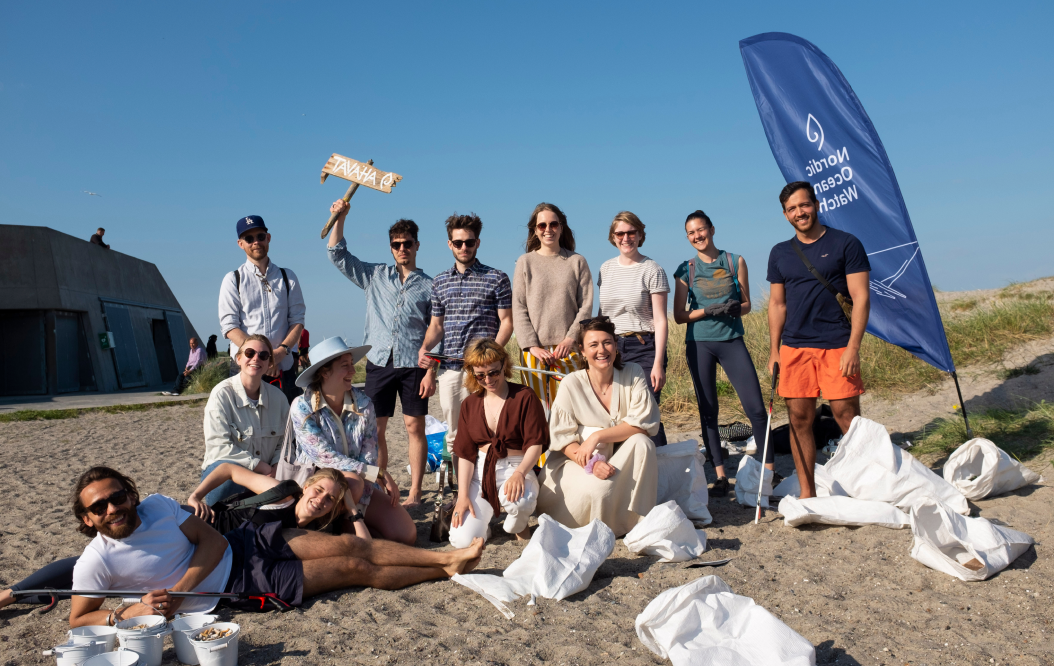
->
[[0, 399, 208, 423], [184, 358, 233, 395], [912, 401, 1054, 463]]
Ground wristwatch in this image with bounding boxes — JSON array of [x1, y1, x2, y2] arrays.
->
[[277, 343, 289, 351]]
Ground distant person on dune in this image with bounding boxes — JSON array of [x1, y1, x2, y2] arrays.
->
[[162, 337, 207, 396], [89, 228, 110, 249], [206, 334, 219, 360]]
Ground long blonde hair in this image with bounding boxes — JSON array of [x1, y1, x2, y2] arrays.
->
[[300, 468, 350, 530]]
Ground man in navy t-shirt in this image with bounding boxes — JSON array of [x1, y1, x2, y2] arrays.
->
[[766, 181, 871, 498]]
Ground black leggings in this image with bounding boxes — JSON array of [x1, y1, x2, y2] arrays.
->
[[9, 556, 78, 604], [686, 338, 772, 470]]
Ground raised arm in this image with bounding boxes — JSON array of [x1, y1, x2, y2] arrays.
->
[[187, 462, 284, 521]]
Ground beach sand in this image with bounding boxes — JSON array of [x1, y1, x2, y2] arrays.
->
[[1, 394, 1050, 666]]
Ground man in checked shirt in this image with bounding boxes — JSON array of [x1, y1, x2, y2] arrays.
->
[[327, 199, 436, 506]]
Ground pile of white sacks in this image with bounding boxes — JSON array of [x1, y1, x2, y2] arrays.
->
[[748, 416, 1042, 581]]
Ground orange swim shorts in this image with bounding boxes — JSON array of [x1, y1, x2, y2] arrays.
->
[[778, 346, 865, 400]]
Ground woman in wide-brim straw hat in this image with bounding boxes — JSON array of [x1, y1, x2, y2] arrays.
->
[[290, 337, 417, 544]]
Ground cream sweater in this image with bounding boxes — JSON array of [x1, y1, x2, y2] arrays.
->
[[512, 249, 594, 349]]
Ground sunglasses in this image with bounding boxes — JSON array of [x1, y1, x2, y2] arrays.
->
[[450, 239, 478, 249], [536, 222, 561, 232], [242, 348, 272, 361], [613, 230, 638, 238], [473, 368, 504, 381], [86, 488, 130, 516], [390, 240, 415, 250], [241, 232, 268, 244]]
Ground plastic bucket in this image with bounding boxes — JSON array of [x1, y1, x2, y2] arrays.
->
[[83, 650, 141, 666], [117, 628, 171, 666], [189, 622, 240, 666], [170, 615, 218, 665], [69, 626, 118, 652], [44, 640, 107, 665]]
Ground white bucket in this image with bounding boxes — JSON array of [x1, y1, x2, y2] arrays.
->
[[170, 615, 218, 665], [189, 622, 240, 666], [117, 627, 171, 666], [83, 650, 141, 666], [69, 626, 118, 652], [43, 640, 107, 665]]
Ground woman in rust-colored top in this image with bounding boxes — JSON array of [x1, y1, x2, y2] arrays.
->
[[449, 339, 549, 546]]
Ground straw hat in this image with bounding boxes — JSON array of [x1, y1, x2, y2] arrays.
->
[[295, 336, 371, 388]]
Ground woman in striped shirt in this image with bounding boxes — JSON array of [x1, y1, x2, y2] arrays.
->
[[595, 211, 670, 446]]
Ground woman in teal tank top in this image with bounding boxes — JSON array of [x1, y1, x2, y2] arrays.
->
[[672, 210, 776, 496]]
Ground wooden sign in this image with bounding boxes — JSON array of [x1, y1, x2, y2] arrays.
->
[[320, 154, 402, 193]]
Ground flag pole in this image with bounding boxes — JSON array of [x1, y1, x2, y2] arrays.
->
[[951, 371, 973, 438]]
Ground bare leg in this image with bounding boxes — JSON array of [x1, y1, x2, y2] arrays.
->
[[376, 415, 391, 477], [786, 398, 817, 498], [829, 396, 861, 434], [283, 530, 484, 576], [340, 472, 365, 505], [403, 414, 427, 506], [714, 464, 726, 478], [301, 557, 447, 595], [365, 487, 417, 545]]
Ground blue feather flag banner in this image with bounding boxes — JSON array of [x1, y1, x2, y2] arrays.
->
[[740, 32, 954, 374]]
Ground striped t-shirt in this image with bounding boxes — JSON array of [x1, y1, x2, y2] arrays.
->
[[597, 256, 670, 334]]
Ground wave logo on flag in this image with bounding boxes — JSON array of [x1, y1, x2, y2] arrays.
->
[[740, 32, 954, 374]]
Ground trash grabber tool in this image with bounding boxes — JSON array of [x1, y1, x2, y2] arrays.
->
[[11, 589, 295, 614], [755, 361, 780, 524]]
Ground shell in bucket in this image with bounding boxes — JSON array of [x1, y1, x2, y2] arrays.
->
[[190, 622, 240, 666], [171, 614, 218, 665]]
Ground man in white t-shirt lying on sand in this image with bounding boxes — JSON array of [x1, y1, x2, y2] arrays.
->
[[68, 466, 484, 627]]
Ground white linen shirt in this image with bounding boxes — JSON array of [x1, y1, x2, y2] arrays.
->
[[218, 258, 306, 371], [202, 376, 289, 472]]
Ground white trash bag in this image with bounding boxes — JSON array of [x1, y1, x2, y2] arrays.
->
[[735, 454, 772, 508], [453, 515, 615, 618], [772, 465, 846, 498], [778, 495, 909, 529], [635, 575, 816, 666], [624, 500, 707, 563], [825, 417, 968, 515], [656, 439, 712, 525], [909, 498, 1035, 581], [943, 438, 1043, 500]]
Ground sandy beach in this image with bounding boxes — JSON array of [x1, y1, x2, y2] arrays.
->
[[2, 349, 1051, 665]]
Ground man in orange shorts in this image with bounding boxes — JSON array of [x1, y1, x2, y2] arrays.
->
[[766, 182, 871, 498]]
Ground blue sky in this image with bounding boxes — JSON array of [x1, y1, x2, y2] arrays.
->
[[2, 2, 1051, 345]]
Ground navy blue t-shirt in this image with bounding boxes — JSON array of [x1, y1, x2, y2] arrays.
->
[[767, 227, 870, 349]]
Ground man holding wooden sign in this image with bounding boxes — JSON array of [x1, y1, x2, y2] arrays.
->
[[320, 154, 435, 506]]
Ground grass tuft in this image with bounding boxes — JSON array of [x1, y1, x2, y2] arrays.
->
[[999, 364, 1042, 381], [0, 399, 208, 423], [184, 358, 232, 395], [912, 401, 1054, 462]]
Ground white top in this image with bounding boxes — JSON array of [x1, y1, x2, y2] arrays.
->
[[597, 256, 669, 334], [218, 258, 306, 371], [72, 495, 233, 614], [202, 376, 288, 472]]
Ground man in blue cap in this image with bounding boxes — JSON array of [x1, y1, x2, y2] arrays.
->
[[219, 215, 306, 403]]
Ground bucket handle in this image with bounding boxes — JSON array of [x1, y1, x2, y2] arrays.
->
[[207, 641, 231, 652]]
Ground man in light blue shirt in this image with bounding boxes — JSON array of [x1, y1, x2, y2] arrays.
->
[[218, 215, 306, 404], [327, 199, 435, 506]]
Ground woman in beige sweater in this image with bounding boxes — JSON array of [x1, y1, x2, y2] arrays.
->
[[512, 202, 594, 407], [535, 316, 660, 536]]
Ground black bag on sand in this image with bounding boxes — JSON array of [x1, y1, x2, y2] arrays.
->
[[430, 461, 455, 543], [771, 404, 844, 455]]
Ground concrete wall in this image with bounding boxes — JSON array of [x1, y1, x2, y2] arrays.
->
[[0, 225, 200, 394]]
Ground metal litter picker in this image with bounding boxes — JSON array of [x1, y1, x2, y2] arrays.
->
[[755, 362, 779, 524], [11, 589, 294, 614]]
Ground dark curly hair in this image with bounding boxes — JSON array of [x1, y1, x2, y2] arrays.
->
[[72, 466, 141, 537], [388, 219, 419, 243], [575, 316, 624, 370]]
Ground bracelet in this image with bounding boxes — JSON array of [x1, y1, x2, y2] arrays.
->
[[107, 608, 116, 626]]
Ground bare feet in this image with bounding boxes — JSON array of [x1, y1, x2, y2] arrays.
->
[[515, 526, 531, 541], [442, 537, 485, 577], [401, 487, 423, 507], [0, 589, 14, 610]]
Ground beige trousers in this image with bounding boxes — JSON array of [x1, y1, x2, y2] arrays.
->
[[437, 367, 470, 446]]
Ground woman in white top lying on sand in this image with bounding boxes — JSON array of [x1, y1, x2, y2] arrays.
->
[[535, 315, 661, 537]]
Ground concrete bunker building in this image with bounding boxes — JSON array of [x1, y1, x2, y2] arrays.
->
[[0, 225, 201, 396]]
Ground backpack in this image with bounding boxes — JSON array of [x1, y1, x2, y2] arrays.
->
[[232, 265, 290, 295]]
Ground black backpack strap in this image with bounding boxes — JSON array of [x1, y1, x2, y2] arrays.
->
[[279, 267, 290, 294], [791, 239, 843, 301], [232, 269, 240, 293], [222, 479, 301, 510]]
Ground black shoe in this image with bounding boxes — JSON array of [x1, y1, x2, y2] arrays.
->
[[771, 471, 785, 488], [711, 477, 730, 497]]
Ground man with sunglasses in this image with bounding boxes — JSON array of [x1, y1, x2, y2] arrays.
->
[[65, 466, 486, 627], [326, 200, 435, 506], [418, 213, 513, 451], [219, 215, 306, 403]]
